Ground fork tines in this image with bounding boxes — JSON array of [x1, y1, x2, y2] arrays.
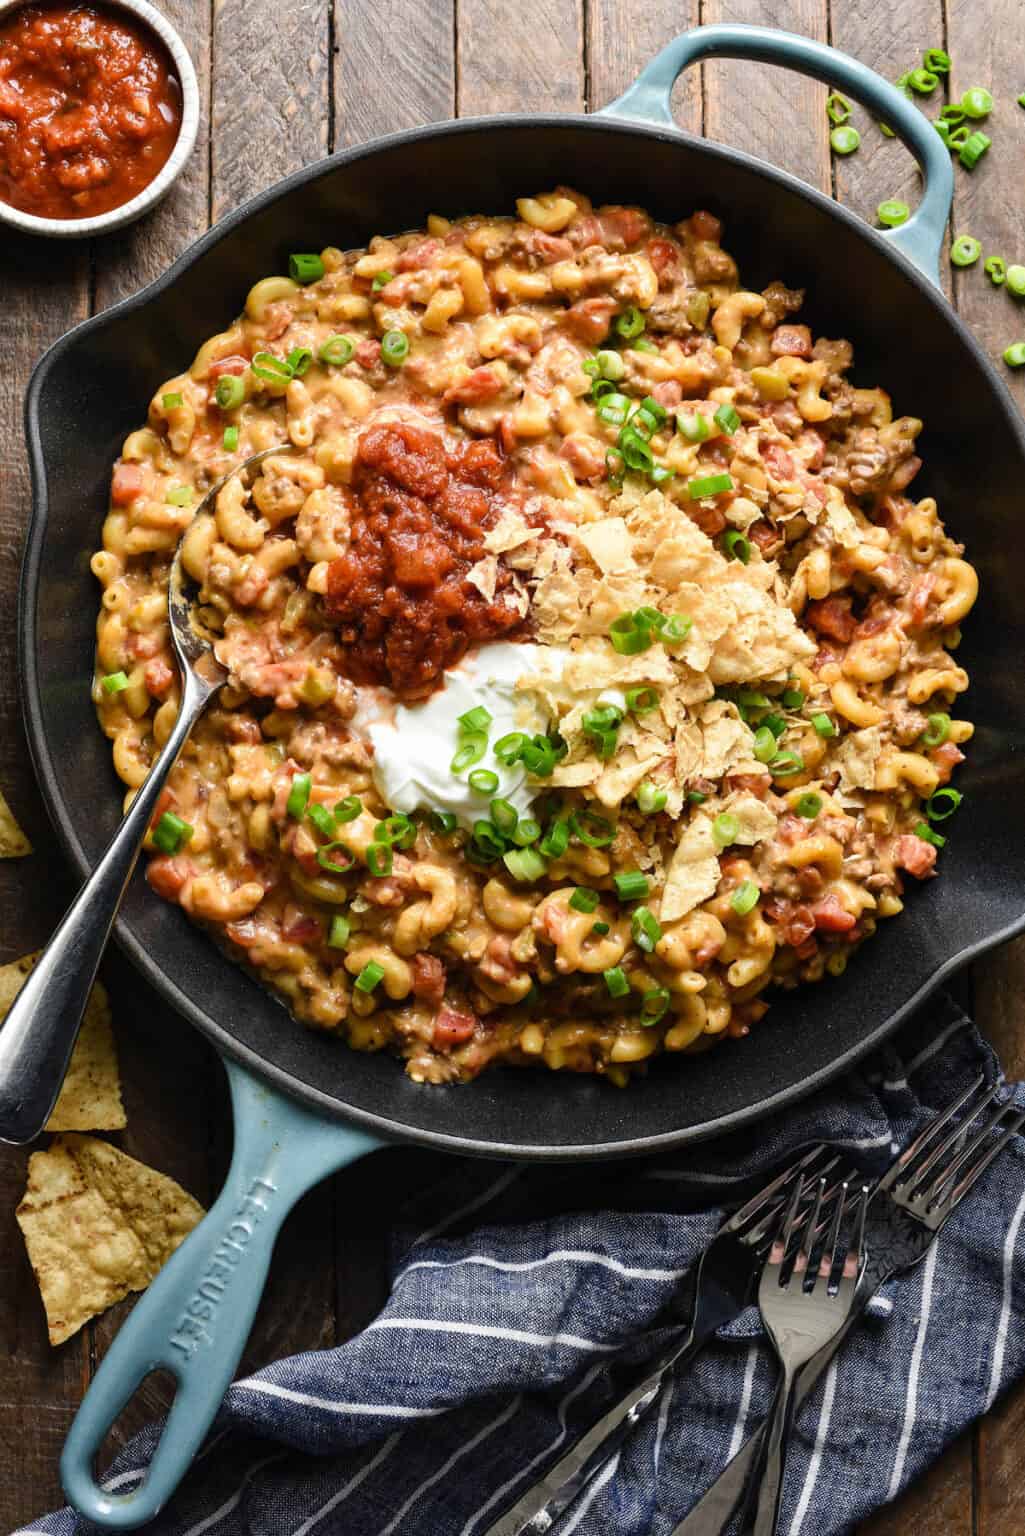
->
[[770, 1175, 869, 1293]]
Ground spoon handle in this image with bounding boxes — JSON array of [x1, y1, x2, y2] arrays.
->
[[0, 672, 214, 1144]]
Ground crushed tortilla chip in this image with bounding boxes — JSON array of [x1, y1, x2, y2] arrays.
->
[[724, 792, 778, 845], [0, 787, 31, 857], [0, 954, 125, 1132], [574, 517, 635, 575], [466, 556, 499, 602], [660, 813, 721, 923], [834, 725, 884, 792], [16, 1134, 204, 1346]]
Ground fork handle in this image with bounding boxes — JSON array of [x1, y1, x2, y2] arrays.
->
[[750, 1362, 799, 1536], [0, 669, 213, 1144]]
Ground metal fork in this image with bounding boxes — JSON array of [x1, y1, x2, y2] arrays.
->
[[675, 1073, 1025, 1536], [483, 1144, 860, 1536], [749, 1177, 867, 1535]]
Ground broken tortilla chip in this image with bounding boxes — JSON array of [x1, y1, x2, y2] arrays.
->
[[0, 787, 31, 857], [0, 953, 125, 1132], [16, 1134, 205, 1346]]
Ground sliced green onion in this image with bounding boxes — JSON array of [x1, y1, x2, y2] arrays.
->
[[251, 351, 293, 382], [101, 670, 130, 694], [1004, 342, 1025, 368], [328, 914, 350, 948], [376, 813, 416, 847], [877, 200, 910, 228], [223, 425, 240, 451], [737, 689, 771, 711], [625, 686, 658, 714], [355, 960, 384, 993], [289, 253, 325, 284], [676, 410, 711, 443], [722, 530, 751, 564], [951, 235, 981, 267], [796, 792, 823, 819], [613, 870, 649, 902], [770, 749, 805, 777], [830, 124, 861, 155], [595, 348, 625, 380], [922, 713, 951, 748], [381, 330, 409, 366], [317, 841, 357, 873], [632, 337, 658, 353], [429, 810, 458, 834], [825, 91, 851, 126], [730, 879, 760, 916], [471, 820, 506, 862], [940, 104, 966, 125], [926, 787, 963, 821], [811, 712, 837, 738], [1007, 266, 1025, 298], [923, 48, 951, 74], [961, 86, 993, 118], [714, 402, 741, 435], [521, 735, 558, 776], [631, 906, 662, 952], [214, 374, 245, 410], [907, 67, 939, 94], [637, 780, 668, 815], [570, 887, 600, 913], [661, 615, 692, 644], [1019, 93, 1025, 108], [712, 812, 739, 850], [451, 735, 487, 773], [597, 393, 630, 426], [985, 256, 1008, 285], [689, 472, 734, 499], [934, 120, 952, 146], [365, 842, 393, 877], [539, 817, 570, 859], [948, 124, 971, 149], [915, 821, 946, 847], [165, 486, 193, 506], [334, 796, 363, 823], [603, 965, 631, 998], [639, 395, 667, 426], [617, 427, 655, 473], [640, 987, 670, 1026], [286, 773, 312, 818], [650, 465, 675, 488], [614, 306, 645, 340], [494, 731, 528, 765], [762, 713, 787, 739], [285, 347, 312, 378], [570, 809, 615, 848], [503, 847, 546, 882], [306, 802, 336, 839], [782, 686, 805, 709], [959, 131, 991, 170], [687, 789, 708, 804], [514, 817, 541, 846], [609, 614, 653, 655], [152, 811, 194, 855], [458, 705, 492, 733], [592, 920, 611, 936], [372, 270, 394, 291], [753, 726, 777, 763], [489, 798, 518, 836], [318, 335, 356, 366], [162, 391, 183, 409], [468, 768, 500, 795]]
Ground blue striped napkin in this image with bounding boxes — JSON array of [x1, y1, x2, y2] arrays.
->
[[20, 994, 1025, 1536]]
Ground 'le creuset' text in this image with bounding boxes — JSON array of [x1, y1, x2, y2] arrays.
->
[[168, 1177, 277, 1361]]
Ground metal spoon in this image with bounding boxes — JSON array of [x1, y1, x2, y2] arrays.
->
[[0, 445, 290, 1144]]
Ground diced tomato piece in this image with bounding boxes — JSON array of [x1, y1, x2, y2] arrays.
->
[[143, 657, 174, 698], [748, 520, 779, 554], [263, 302, 292, 341], [396, 238, 441, 271], [111, 460, 144, 506], [806, 596, 858, 644], [148, 786, 175, 829], [281, 904, 322, 942], [559, 435, 606, 479], [146, 855, 189, 901], [561, 296, 616, 344], [762, 443, 796, 480], [207, 353, 250, 380], [647, 237, 678, 279], [726, 772, 771, 797], [528, 231, 574, 264], [598, 206, 651, 248], [411, 953, 446, 1004], [796, 430, 826, 470], [649, 379, 682, 409], [355, 338, 382, 369], [810, 895, 858, 933], [930, 742, 965, 784], [432, 1004, 477, 1048], [443, 367, 503, 406], [892, 834, 938, 879], [770, 325, 813, 358], [568, 213, 603, 250]]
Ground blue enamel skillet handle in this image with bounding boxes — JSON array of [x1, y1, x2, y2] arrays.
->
[[60, 1059, 383, 1528], [600, 23, 954, 290]]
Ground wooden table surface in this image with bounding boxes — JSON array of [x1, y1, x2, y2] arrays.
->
[[2, 0, 1025, 1528]]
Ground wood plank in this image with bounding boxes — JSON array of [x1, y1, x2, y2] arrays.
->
[[586, 0, 700, 129], [700, 0, 831, 193], [457, 0, 584, 116], [334, 0, 454, 144], [859, 1430, 974, 1536]]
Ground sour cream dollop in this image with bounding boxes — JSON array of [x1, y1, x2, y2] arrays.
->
[[368, 643, 557, 829]]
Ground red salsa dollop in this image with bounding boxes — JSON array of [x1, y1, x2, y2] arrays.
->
[[325, 421, 526, 699], [0, 3, 182, 219]]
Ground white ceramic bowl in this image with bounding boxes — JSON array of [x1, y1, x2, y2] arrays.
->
[[0, 0, 199, 238]]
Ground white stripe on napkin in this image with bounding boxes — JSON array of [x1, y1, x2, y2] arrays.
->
[[985, 1181, 1025, 1409], [653, 1375, 675, 1478], [374, 1397, 522, 1536], [182, 1453, 284, 1536], [886, 1239, 940, 1500], [398, 1249, 689, 1286], [236, 1380, 446, 1418], [727, 1344, 759, 1460], [368, 1318, 618, 1353], [560, 1450, 621, 1535], [787, 1356, 839, 1535], [291, 1433, 401, 1536]]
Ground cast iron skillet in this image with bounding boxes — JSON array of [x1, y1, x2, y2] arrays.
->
[[21, 25, 1025, 1525]]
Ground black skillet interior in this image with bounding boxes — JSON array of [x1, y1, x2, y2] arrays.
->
[[22, 117, 1025, 1159]]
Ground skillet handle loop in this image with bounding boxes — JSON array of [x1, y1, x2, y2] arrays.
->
[[60, 1060, 381, 1530], [599, 23, 954, 289]]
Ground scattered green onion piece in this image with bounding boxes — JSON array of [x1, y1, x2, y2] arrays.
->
[[722, 529, 751, 564], [661, 615, 692, 643], [688, 472, 734, 500], [570, 809, 615, 848], [934, 120, 952, 146], [101, 671, 130, 694], [632, 337, 658, 353], [317, 841, 357, 874], [915, 822, 946, 847], [640, 987, 670, 1026], [650, 464, 675, 488], [907, 67, 939, 95], [637, 780, 668, 815], [214, 373, 245, 410], [595, 348, 626, 380], [825, 91, 851, 126], [306, 802, 336, 839], [503, 848, 546, 882], [570, 887, 600, 913], [922, 713, 951, 748], [468, 768, 500, 795], [494, 731, 528, 766], [289, 253, 325, 284], [458, 705, 492, 734], [251, 351, 293, 382], [951, 234, 981, 267], [940, 104, 966, 124], [1019, 93, 1025, 108], [603, 966, 631, 999], [286, 773, 312, 818], [782, 686, 805, 709], [328, 914, 350, 948], [365, 842, 393, 877], [687, 789, 708, 804], [597, 393, 631, 426], [985, 256, 1008, 285], [617, 428, 655, 473], [753, 726, 778, 763], [880, 122, 896, 138], [634, 606, 665, 632], [451, 735, 487, 773], [376, 813, 416, 848], [609, 614, 653, 655], [948, 125, 971, 149], [631, 906, 662, 953], [381, 330, 409, 366], [162, 391, 183, 409], [521, 735, 559, 776], [165, 485, 193, 506], [614, 306, 645, 340], [592, 920, 611, 936], [770, 749, 804, 777], [152, 811, 194, 855], [539, 817, 570, 859], [714, 402, 741, 435], [514, 817, 541, 846], [1003, 342, 1025, 368], [625, 686, 658, 714], [371, 270, 394, 291], [613, 870, 649, 902], [489, 798, 518, 836], [471, 820, 506, 863], [958, 131, 991, 169], [811, 712, 837, 738], [1007, 266, 1025, 298], [330, 796, 361, 824], [676, 409, 711, 443], [961, 86, 993, 118], [223, 425, 239, 451], [354, 960, 384, 993], [926, 787, 963, 821], [796, 792, 823, 819], [284, 346, 311, 378], [639, 395, 668, 426], [830, 124, 861, 155], [877, 200, 910, 229], [737, 689, 771, 710], [923, 47, 951, 74], [730, 879, 760, 916], [582, 357, 600, 377], [429, 810, 458, 834], [712, 811, 739, 849], [318, 334, 356, 367]]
